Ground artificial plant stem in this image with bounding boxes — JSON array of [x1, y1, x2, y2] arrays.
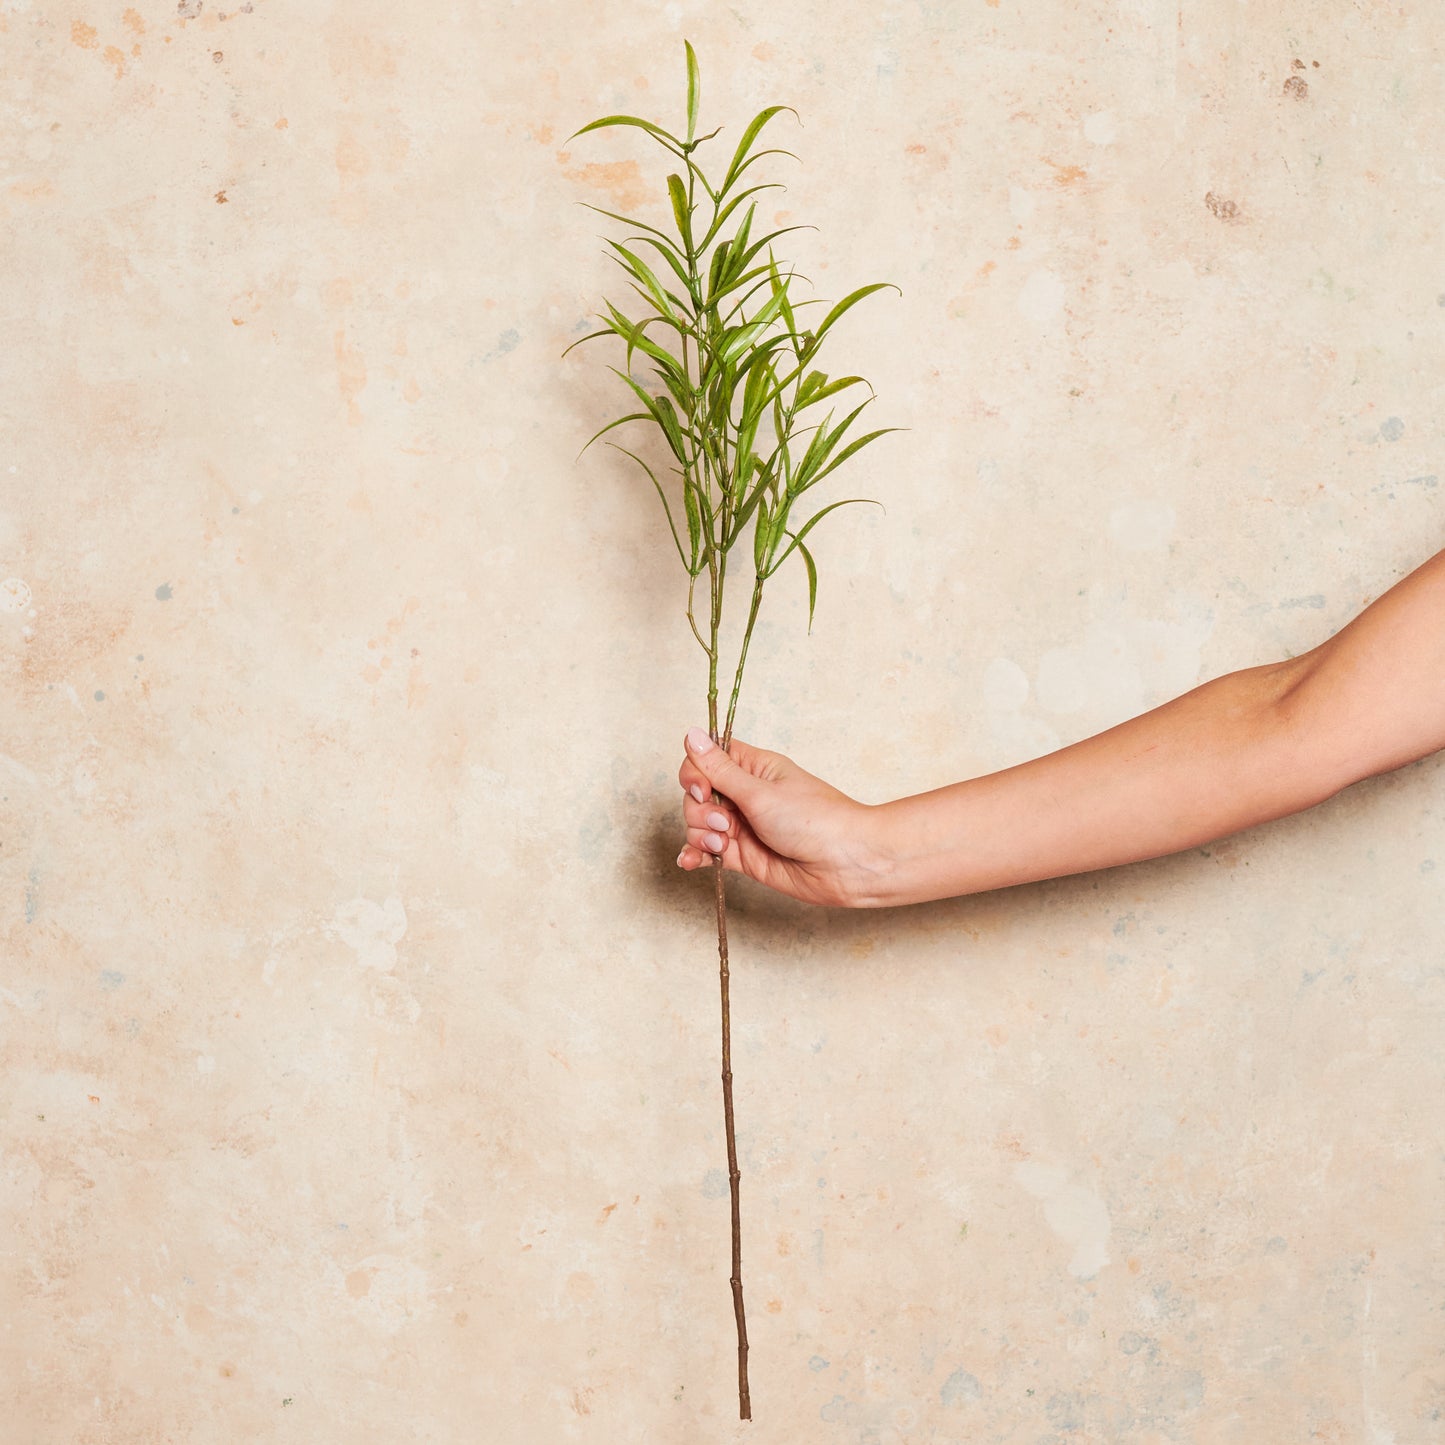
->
[[702, 449, 750, 1418], [707, 562, 720, 733], [722, 577, 765, 748], [713, 856, 750, 1420]]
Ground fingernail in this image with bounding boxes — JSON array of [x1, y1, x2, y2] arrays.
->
[[676, 848, 688, 867], [686, 727, 714, 754], [707, 811, 729, 831], [690, 784, 705, 803], [703, 832, 724, 853]]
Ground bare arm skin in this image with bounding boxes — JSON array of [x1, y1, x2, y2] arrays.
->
[[677, 546, 1445, 907]]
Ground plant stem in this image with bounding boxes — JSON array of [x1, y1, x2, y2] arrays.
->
[[723, 577, 765, 748], [713, 854, 749, 1420], [706, 548, 750, 1420]]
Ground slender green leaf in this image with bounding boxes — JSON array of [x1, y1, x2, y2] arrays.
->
[[560, 326, 615, 360], [682, 475, 703, 563], [604, 238, 679, 320], [799, 374, 870, 408], [574, 201, 675, 245], [752, 496, 772, 571], [667, 173, 694, 254], [698, 328, 792, 402], [720, 293, 785, 366], [566, 114, 687, 157], [598, 300, 687, 387], [658, 362, 694, 414], [791, 406, 840, 490], [606, 443, 689, 570], [768, 497, 882, 574], [796, 369, 827, 406], [576, 410, 650, 459], [654, 392, 692, 465], [721, 105, 798, 194], [810, 427, 905, 487], [720, 226, 815, 304], [707, 239, 731, 300], [684, 40, 699, 144], [697, 183, 784, 252], [729, 467, 772, 543], [728, 146, 801, 186], [608, 366, 691, 465], [715, 265, 789, 322], [629, 234, 699, 306], [730, 201, 757, 277], [809, 282, 901, 349], [798, 539, 818, 632], [768, 250, 798, 336]]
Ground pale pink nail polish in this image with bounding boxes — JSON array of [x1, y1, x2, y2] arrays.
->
[[704, 832, 724, 852], [707, 811, 729, 831], [690, 784, 705, 803]]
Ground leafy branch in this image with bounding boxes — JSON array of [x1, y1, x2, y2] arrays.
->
[[565, 42, 900, 1420]]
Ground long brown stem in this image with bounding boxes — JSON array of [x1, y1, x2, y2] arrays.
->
[[712, 854, 750, 1420], [692, 162, 749, 1421], [706, 674, 750, 1417]]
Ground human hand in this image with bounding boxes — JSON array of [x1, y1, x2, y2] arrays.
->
[[675, 727, 885, 907]]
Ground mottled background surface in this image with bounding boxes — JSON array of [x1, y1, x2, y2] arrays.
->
[[2, 1, 1443, 1440]]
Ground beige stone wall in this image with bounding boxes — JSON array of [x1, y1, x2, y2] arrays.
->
[[3, 1, 1442, 1439]]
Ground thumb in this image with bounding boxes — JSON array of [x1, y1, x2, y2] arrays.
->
[[684, 727, 768, 809]]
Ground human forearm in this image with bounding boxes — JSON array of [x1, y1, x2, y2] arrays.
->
[[855, 546, 1445, 907], [855, 659, 1343, 907]]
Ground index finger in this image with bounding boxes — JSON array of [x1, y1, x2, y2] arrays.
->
[[681, 755, 725, 803]]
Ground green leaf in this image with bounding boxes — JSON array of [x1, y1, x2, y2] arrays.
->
[[810, 426, 905, 487], [733, 353, 773, 462], [768, 251, 798, 336], [654, 392, 691, 465], [798, 539, 818, 632], [698, 329, 792, 405], [606, 443, 689, 571], [728, 146, 801, 187], [752, 495, 772, 571], [768, 497, 883, 574], [684, 40, 699, 145], [697, 183, 784, 252], [559, 325, 616, 361], [721, 105, 798, 194], [719, 226, 815, 305], [809, 282, 902, 350], [682, 475, 703, 566], [707, 239, 731, 300], [573, 200, 676, 246], [796, 369, 827, 406], [608, 366, 691, 465], [667, 173, 694, 255], [791, 405, 840, 490], [720, 306, 779, 366], [598, 300, 687, 390], [565, 114, 687, 158], [799, 374, 870, 408], [730, 200, 757, 275], [628, 234, 699, 305], [729, 479, 766, 544], [576, 410, 650, 459], [604, 238, 679, 321]]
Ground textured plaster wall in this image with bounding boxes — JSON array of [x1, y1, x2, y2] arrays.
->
[[2, 1, 1443, 1441]]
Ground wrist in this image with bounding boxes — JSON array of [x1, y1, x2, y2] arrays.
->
[[838, 799, 908, 908]]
